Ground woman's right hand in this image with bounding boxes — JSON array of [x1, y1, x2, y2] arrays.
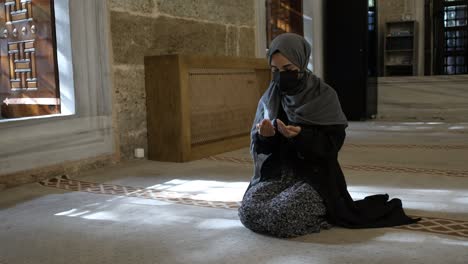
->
[[256, 119, 276, 137]]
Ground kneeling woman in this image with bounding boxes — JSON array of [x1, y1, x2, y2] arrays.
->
[[238, 33, 419, 238]]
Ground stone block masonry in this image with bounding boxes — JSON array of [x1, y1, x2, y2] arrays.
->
[[109, 0, 256, 159]]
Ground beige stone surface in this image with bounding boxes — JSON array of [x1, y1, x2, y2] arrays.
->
[[0, 155, 118, 188], [111, 12, 228, 65], [109, 3, 256, 65], [226, 25, 239, 56], [156, 0, 255, 26], [378, 0, 406, 21], [239, 27, 256, 57], [112, 65, 148, 159], [109, 0, 156, 13]]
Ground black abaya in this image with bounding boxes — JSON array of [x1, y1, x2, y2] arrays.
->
[[244, 108, 419, 229]]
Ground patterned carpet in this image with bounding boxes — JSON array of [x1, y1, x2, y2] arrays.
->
[[39, 174, 468, 239], [344, 143, 468, 150], [205, 156, 468, 178], [39, 175, 241, 210]]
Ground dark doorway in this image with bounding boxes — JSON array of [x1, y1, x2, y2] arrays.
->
[[323, 0, 378, 121]]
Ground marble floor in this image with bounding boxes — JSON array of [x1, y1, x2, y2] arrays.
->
[[1, 119, 468, 264], [378, 75, 468, 122]]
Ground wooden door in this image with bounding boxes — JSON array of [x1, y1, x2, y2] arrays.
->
[[0, 0, 59, 119]]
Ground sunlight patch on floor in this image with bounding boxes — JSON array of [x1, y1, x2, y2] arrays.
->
[[146, 179, 249, 202]]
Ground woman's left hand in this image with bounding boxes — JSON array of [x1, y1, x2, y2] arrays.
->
[[276, 119, 301, 138]]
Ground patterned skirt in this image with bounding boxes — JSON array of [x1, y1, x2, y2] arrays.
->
[[238, 172, 331, 238]]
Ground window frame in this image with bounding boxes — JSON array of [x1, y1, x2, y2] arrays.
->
[[0, 0, 115, 175]]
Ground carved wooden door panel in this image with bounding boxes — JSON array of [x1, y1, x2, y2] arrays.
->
[[0, 0, 59, 118]]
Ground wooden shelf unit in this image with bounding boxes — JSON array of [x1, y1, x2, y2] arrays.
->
[[384, 21, 418, 76]]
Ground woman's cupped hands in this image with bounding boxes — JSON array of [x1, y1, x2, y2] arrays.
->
[[256, 119, 301, 138]]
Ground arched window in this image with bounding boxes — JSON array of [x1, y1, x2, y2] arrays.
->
[[0, 0, 65, 120], [0, 0, 113, 175], [434, 0, 468, 74], [266, 0, 304, 48]]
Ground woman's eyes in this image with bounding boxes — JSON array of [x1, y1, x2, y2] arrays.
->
[[271, 68, 294, 72]]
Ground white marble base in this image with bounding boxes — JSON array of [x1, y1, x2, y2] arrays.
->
[[377, 75, 468, 122]]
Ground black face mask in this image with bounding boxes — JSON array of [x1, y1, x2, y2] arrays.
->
[[273, 70, 304, 95]]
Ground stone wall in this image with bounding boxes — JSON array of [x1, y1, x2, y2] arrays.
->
[[109, 0, 256, 159]]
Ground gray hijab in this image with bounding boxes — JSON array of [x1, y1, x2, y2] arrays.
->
[[250, 33, 348, 153]]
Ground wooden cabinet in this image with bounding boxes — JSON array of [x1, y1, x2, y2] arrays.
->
[[144, 54, 271, 162], [384, 21, 418, 76]]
